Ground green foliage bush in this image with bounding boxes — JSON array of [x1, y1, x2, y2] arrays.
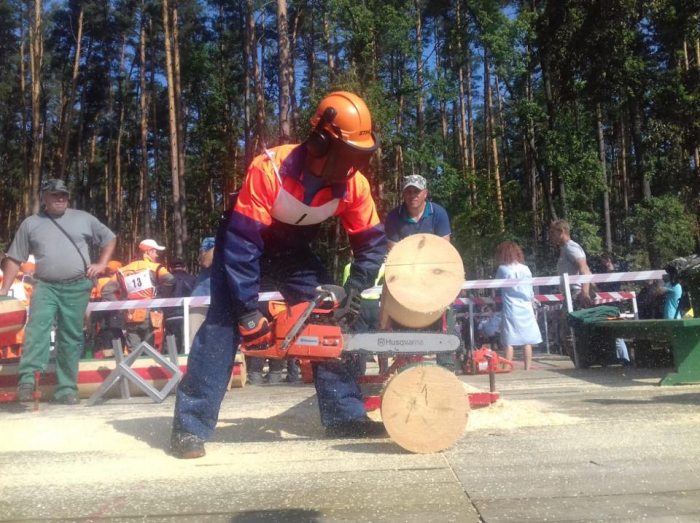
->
[[626, 195, 698, 268]]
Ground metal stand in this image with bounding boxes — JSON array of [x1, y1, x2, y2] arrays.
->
[[87, 334, 182, 406]]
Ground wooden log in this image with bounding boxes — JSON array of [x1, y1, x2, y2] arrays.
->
[[381, 364, 469, 454], [382, 234, 464, 328]]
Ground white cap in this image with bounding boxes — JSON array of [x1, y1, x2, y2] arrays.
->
[[139, 239, 166, 251]]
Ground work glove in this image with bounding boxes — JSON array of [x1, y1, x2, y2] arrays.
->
[[316, 285, 362, 327], [238, 310, 271, 351]]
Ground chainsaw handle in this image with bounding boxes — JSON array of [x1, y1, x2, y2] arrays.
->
[[280, 291, 329, 351]]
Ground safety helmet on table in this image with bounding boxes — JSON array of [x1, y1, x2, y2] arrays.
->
[[307, 92, 379, 158]]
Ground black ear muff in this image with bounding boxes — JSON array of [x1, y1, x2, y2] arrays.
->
[[307, 106, 338, 158]]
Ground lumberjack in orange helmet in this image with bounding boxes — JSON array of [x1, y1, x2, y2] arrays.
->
[[171, 91, 387, 459]]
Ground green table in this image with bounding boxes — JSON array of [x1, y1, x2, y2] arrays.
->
[[585, 318, 700, 385]]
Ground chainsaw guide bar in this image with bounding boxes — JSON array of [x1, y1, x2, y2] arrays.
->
[[343, 331, 461, 356]]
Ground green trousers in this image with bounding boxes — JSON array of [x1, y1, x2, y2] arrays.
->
[[18, 278, 93, 398]]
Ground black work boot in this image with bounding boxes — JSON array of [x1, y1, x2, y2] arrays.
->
[[170, 431, 206, 459], [50, 394, 80, 405], [325, 418, 388, 439], [16, 383, 34, 403]]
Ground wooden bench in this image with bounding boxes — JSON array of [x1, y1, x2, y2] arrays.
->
[[577, 318, 700, 385]]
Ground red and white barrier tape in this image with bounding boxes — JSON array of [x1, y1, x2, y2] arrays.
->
[[86, 271, 660, 312], [454, 291, 636, 306]]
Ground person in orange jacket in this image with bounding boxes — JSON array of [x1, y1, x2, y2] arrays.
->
[[102, 240, 174, 352], [171, 92, 387, 459], [87, 260, 124, 358]]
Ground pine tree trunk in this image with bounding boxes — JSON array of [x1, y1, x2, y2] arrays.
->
[[597, 104, 612, 253], [484, 48, 505, 232], [305, 2, 316, 95], [494, 70, 510, 179], [163, 0, 183, 256], [289, 9, 301, 140], [619, 116, 630, 218], [150, 16, 164, 238], [29, 0, 44, 214], [454, 1, 472, 204], [139, 3, 150, 238], [466, 45, 475, 172], [243, 4, 251, 167], [254, 8, 266, 152], [57, 4, 84, 180], [114, 35, 128, 230], [435, 21, 447, 143], [323, 11, 335, 81], [395, 55, 406, 195], [277, 0, 292, 144], [484, 51, 491, 178], [19, 11, 30, 216], [629, 97, 651, 200], [75, 37, 92, 209], [414, 0, 423, 140], [172, 2, 187, 253], [540, 51, 567, 217]]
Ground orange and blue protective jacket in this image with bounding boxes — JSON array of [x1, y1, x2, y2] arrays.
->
[[223, 143, 386, 315]]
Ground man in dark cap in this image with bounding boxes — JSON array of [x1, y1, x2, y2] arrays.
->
[[0, 179, 116, 404]]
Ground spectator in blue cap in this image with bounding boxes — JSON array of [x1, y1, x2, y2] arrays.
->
[[191, 237, 215, 297]]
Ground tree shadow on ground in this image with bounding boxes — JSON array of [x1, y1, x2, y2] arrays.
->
[[230, 509, 323, 523], [583, 393, 700, 406], [329, 441, 405, 454], [0, 402, 32, 413]]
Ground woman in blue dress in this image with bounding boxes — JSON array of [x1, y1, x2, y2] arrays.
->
[[495, 242, 542, 370]]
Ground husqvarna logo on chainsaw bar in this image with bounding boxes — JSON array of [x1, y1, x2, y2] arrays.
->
[[377, 337, 424, 347]]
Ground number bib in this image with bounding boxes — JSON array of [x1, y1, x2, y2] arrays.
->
[[120, 268, 155, 299]]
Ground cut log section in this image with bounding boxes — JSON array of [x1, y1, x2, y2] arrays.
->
[[381, 364, 469, 453], [382, 234, 464, 328]]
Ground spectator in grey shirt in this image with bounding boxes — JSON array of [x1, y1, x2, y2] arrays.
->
[[0, 179, 116, 405], [550, 219, 593, 308]]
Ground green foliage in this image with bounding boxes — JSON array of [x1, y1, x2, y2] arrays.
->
[[2, 0, 700, 278], [626, 195, 698, 268]]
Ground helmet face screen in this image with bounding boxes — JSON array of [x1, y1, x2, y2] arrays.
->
[[320, 131, 380, 182]]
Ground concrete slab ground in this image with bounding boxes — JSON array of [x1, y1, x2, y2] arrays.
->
[[1, 351, 699, 522]]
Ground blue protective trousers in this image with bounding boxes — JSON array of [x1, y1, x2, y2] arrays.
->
[[173, 250, 367, 440]]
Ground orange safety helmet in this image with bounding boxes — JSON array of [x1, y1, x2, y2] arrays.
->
[[306, 92, 380, 181], [107, 260, 123, 272]]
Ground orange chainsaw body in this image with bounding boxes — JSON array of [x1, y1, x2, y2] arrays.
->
[[464, 346, 514, 374], [239, 301, 344, 360]]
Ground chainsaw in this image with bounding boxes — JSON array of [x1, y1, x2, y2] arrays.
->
[[239, 290, 461, 360]]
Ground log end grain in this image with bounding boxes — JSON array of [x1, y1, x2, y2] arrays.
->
[[381, 364, 470, 454]]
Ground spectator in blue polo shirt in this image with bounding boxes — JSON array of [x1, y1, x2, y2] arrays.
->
[[385, 175, 456, 370], [385, 175, 451, 250]]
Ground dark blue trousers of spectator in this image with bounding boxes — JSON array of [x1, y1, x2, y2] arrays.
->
[[173, 249, 367, 440]]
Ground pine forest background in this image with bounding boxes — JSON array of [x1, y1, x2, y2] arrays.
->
[[1, 0, 699, 280]]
